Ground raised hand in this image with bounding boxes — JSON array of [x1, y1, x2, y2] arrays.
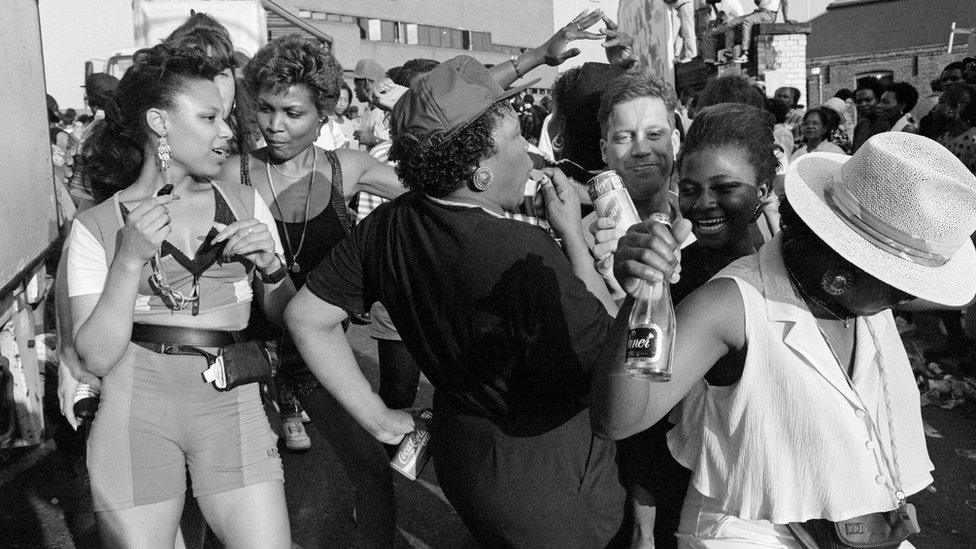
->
[[117, 194, 179, 268], [540, 9, 606, 66], [613, 217, 692, 297], [601, 15, 636, 69], [213, 219, 278, 272]]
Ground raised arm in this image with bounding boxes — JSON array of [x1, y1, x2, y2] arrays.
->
[[334, 148, 406, 201], [488, 10, 605, 88], [589, 219, 744, 439]]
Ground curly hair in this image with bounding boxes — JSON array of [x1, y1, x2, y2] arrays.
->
[[244, 35, 342, 118], [941, 83, 976, 125], [390, 102, 505, 197], [885, 81, 919, 112], [676, 103, 778, 191], [81, 44, 221, 202], [598, 70, 678, 137]]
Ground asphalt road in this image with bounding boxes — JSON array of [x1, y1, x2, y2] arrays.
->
[[1, 323, 974, 548]]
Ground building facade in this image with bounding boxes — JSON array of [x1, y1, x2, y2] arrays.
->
[[278, 0, 560, 89], [806, 0, 975, 115]]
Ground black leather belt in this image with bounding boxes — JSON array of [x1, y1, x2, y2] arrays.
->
[[131, 324, 243, 355]]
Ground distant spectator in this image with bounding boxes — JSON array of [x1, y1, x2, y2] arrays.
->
[[722, 0, 794, 64], [669, 0, 697, 63], [879, 81, 919, 133], [519, 93, 545, 144], [851, 76, 887, 153], [698, 75, 765, 110], [352, 58, 390, 151], [791, 106, 845, 162], [773, 86, 804, 131], [935, 83, 976, 174], [941, 61, 966, 89], [765, 97, 795, 159], [822, 97, 853, 153], [964, 57, 976, 85]]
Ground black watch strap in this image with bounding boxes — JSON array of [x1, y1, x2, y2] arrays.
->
[[259, 255, 288, 284]]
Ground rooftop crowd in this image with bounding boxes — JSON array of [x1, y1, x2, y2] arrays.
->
[[41, 4, 976, 548]]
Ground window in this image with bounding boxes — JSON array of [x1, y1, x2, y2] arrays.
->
[[856, 70, 893, 84], [472, 31, 491, 52], [406, 24, 419, 45], [367, 19, 382, 41], [461, 30, 471, 50], [381, 20, 396, 42]]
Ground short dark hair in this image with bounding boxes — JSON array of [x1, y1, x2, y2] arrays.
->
[[803, 106, 841, 141], [855, 77, 884, 100], [245, 35, 343, 117], [942, 83, 976, 126], [834, 88, 854, 101], [598, 70, 677, 136], [765, 97, 789, 124], [390, 102, 506, 197], [776, 86, 801, 104], [943, 61, 967, 74], [166, 26, 236, 72], [676, 103, 777, 191], [698, 75, 765, 110], [885, 81, 919, 112]]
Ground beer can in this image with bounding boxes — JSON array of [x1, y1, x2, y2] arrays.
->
[[390, 409, 433, 481], [586, 170, 626, 202], [592, 188, 641, 236]]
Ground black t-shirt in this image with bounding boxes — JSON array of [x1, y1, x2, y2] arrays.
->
[[305, 191, 613, 433]]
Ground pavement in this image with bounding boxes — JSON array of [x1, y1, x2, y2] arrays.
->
[[1, 321, 974, 548]]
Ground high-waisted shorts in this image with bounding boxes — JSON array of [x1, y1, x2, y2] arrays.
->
[[87, 343, 282, 512]]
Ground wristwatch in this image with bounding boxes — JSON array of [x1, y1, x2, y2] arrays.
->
[[258, 254, 288, 284]]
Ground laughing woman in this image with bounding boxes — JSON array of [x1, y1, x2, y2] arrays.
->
[[596, 132, 976, 548], [68, 45, 293, 548]]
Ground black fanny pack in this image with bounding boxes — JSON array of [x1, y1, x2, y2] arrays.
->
[[131, 324, 278, 391]]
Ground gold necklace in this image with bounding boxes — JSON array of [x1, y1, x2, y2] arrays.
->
[[265, 147, 316, 273]]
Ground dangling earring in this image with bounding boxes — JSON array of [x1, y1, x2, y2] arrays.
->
[[473, 166, 494, 191], [820, 268, 856, 296], [157, 132, 171, 171]]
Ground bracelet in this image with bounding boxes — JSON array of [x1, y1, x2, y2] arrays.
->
[[509, 56, 524, 79], [258, 253, 288, 284]]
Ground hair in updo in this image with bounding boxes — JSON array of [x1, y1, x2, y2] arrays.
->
[[81, 44, 220, 202], [676, 103, 778, 190], [390, 102, 506, 197], [244, 35, 342, 118]]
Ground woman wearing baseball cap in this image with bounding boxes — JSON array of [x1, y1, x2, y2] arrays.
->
[[286, 50, 636, 545], [595, 132, 976, 547]]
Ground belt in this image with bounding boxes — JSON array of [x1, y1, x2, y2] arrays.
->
[[131, 324, 243, 355]]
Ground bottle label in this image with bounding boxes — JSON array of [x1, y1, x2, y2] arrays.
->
[[627, 325, 662, 361]]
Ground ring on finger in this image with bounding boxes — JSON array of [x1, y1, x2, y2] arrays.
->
[[595, 252, 613, 270], [573, 21, 583, 31]]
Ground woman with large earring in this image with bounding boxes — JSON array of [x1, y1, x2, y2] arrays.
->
[[67, 44, 294, 547], [285, 52, 641, 547], [597, 132, 976, 547]]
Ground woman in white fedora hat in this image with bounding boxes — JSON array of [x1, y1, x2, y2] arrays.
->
[[592, 131, 976, 548]]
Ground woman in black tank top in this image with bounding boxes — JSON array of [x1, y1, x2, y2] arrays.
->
[[219, 35, 406, 547]]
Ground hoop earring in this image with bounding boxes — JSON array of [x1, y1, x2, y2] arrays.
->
[[821, 268, 855, 296], [473, 166, 494, 192], [157, 132, 171, 171], [752, 201, 764, 222]]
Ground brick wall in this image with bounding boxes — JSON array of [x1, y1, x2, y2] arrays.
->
[[807, 43, 970, 117], [756, 25, 811, 106]]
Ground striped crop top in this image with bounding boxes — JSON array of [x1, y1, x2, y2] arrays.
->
[[67, 181, 284, 319]]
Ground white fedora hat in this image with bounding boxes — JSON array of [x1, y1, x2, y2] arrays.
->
[[786, 132, 976, 306]]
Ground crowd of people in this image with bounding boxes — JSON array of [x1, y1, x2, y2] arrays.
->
[[43, 5, 976, 549]]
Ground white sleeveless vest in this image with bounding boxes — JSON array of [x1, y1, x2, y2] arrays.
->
[[668, 234, 933, 523]]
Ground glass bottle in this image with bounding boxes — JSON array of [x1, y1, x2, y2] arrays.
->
[[624, 213, 676, 381]]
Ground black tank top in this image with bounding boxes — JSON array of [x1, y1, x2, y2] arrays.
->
[[241, 149, 353, 288]]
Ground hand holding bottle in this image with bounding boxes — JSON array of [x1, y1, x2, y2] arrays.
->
[[613, 216, 692, 298]]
